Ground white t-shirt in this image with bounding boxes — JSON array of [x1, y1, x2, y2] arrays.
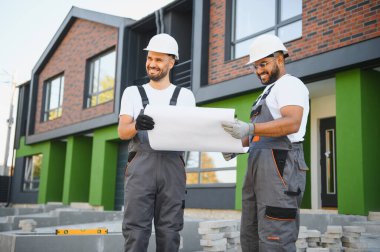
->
[[119, 83, 196, 119], [257, 74, 309, 142]]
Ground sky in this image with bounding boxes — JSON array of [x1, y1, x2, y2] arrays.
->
[[0, 0, 174, 171]]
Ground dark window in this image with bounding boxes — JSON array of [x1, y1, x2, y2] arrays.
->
[[86, 50, 116, 107], [43, 74, 64, 121], [185, 151, 237, 186], [23, 154, 42, 192], [229, 0, 302, 59]]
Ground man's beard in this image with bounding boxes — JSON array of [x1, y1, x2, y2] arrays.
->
[[147, 67, 169, 82], [259, 64, 281, 85]]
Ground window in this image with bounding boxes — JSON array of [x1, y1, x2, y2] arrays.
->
[[43, 74, 64, 121], [23, 154, 43, 192], [86, 50, 116, 107], [185, 152, 237, 186], [230, 0, 302, 59]]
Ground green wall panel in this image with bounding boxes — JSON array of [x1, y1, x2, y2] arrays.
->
[[301, 113, 311, 209], [336, 69, 365, 214], [361, 70, 380, 213], [16, 137, 66, 203], [89, 125, 119, 210], [62, 136, 93, 204]]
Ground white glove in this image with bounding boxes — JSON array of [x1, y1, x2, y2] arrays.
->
[[222, 152, 237, 161], [221, 119, 254, 139]]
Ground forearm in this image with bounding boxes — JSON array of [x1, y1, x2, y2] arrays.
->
[[254, 117, 300, 137], [118, 122, 138, 140]]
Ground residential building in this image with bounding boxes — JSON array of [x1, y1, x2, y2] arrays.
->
[[12, 0, 380, 215]]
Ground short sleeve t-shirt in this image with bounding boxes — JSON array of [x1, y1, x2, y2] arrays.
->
[[119, 83, 196, 119], [257, 74, 309, 142]]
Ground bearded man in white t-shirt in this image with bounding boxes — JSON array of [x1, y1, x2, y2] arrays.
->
[[118, 33, 195, 252], [222, 34, 310, 252]]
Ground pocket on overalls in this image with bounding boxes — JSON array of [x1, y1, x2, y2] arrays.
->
[[125, 152, 138, 177], [263, 205, 298, 245], [272, 149, 288, 187]]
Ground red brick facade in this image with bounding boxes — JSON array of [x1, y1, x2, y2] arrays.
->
[[208, 0, 380, 84], [35, 19, 118, 134]]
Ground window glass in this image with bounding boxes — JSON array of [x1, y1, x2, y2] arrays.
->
[[201, 152, 236, 169], [278, 20, 302, 43], [185, 151, 236, 186], [280, 0, 302, 21], [235, 0, 275, 40], [23, 154, 42, 192], [200, 170, 236, 184], [231, 0, 302, 59], [44, 75, 64, 121], [88, 50, 116, 107]]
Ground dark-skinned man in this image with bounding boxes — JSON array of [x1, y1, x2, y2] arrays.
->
[[222, 34, 309, 252]]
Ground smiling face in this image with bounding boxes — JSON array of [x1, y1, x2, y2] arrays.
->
[[253, 53, 285, 85], [145, 51, 175, 82]]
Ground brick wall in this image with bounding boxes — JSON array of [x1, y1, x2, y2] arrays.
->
[[209, 0, 380, 84], [35, 19, 118, 134]]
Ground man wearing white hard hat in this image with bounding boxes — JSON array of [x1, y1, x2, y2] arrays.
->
[[118, 33, 195, 252], [222, 34, 309, 251]]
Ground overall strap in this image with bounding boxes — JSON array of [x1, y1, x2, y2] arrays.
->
[[251, 84, 275, 107], [137, 85, 149, 108], [170, 86, 182, 106]]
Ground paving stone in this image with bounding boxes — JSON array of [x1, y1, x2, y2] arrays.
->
[[296, 248, 307, 252], [342, 236, 360, 243], [224, 231, 239, 238], [308, 241, 319, 247], [198, 228, 221, 235], [368, 212, 380, 221], [344, 248, 368, 252], [327, 225, 343, 234], [343, 226, 366, 233], [324, 232, 342, 239], [298, 232, 308, 239], [202, 233, 225, 240], [199, 220, 238, 229], [299, 226, 308, 232], [320, 235, 340, 244], [18, 219, 37, 232], [296, 239, 308, 248], [307, 230, 321, 238], [343, 232, 362, 238], [200, 238, 227, 247], [203, 243, 227, 251], [227, 237, 240, 244], [306, 248, 329, 252], [343, 241, 368, 249]]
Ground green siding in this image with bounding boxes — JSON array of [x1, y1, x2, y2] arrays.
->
[[335, 68, 380, 215], [16, 137, 66, 203], [301, 113, 311, 209], [62, 136, 93, 204], [89, 125, 119, 210], [361, 70, 380, 213]]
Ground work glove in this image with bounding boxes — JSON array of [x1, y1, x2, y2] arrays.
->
[[135, 114, 155, 130], [222, 152, 237, 161], [221, 119, 254, 139]]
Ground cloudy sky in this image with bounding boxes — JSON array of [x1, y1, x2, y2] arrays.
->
[[0, 0, 174, 169]]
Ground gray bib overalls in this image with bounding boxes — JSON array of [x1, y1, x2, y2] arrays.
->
[[240, 84, 308, 252], [122, 86, 186, 252]]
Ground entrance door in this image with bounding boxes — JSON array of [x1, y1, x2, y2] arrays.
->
[[114, 141, 129, 210], [320, 117, 337, 207]]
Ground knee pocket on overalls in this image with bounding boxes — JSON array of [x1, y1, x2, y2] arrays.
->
[[261, 206, 298, 245], [125, 152, 139, 177]]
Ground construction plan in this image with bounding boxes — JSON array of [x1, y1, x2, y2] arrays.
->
[[144, 105, 246, 153]]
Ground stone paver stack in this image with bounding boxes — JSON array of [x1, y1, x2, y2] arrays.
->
[[198, 220, 241, 252], [296, 226, 309, 251], [342, 226, 367, 251], [320, 225, 343, 251], [307, 229, 322, 248]]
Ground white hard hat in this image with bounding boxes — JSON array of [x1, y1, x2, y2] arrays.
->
[[246, 34, 288, 65], [144, 33, 179, 60]]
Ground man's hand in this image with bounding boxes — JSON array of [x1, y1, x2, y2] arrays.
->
[[222, 152, 236, 161], [135, 114, 155, 130], [221, 119, 254, 139]]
